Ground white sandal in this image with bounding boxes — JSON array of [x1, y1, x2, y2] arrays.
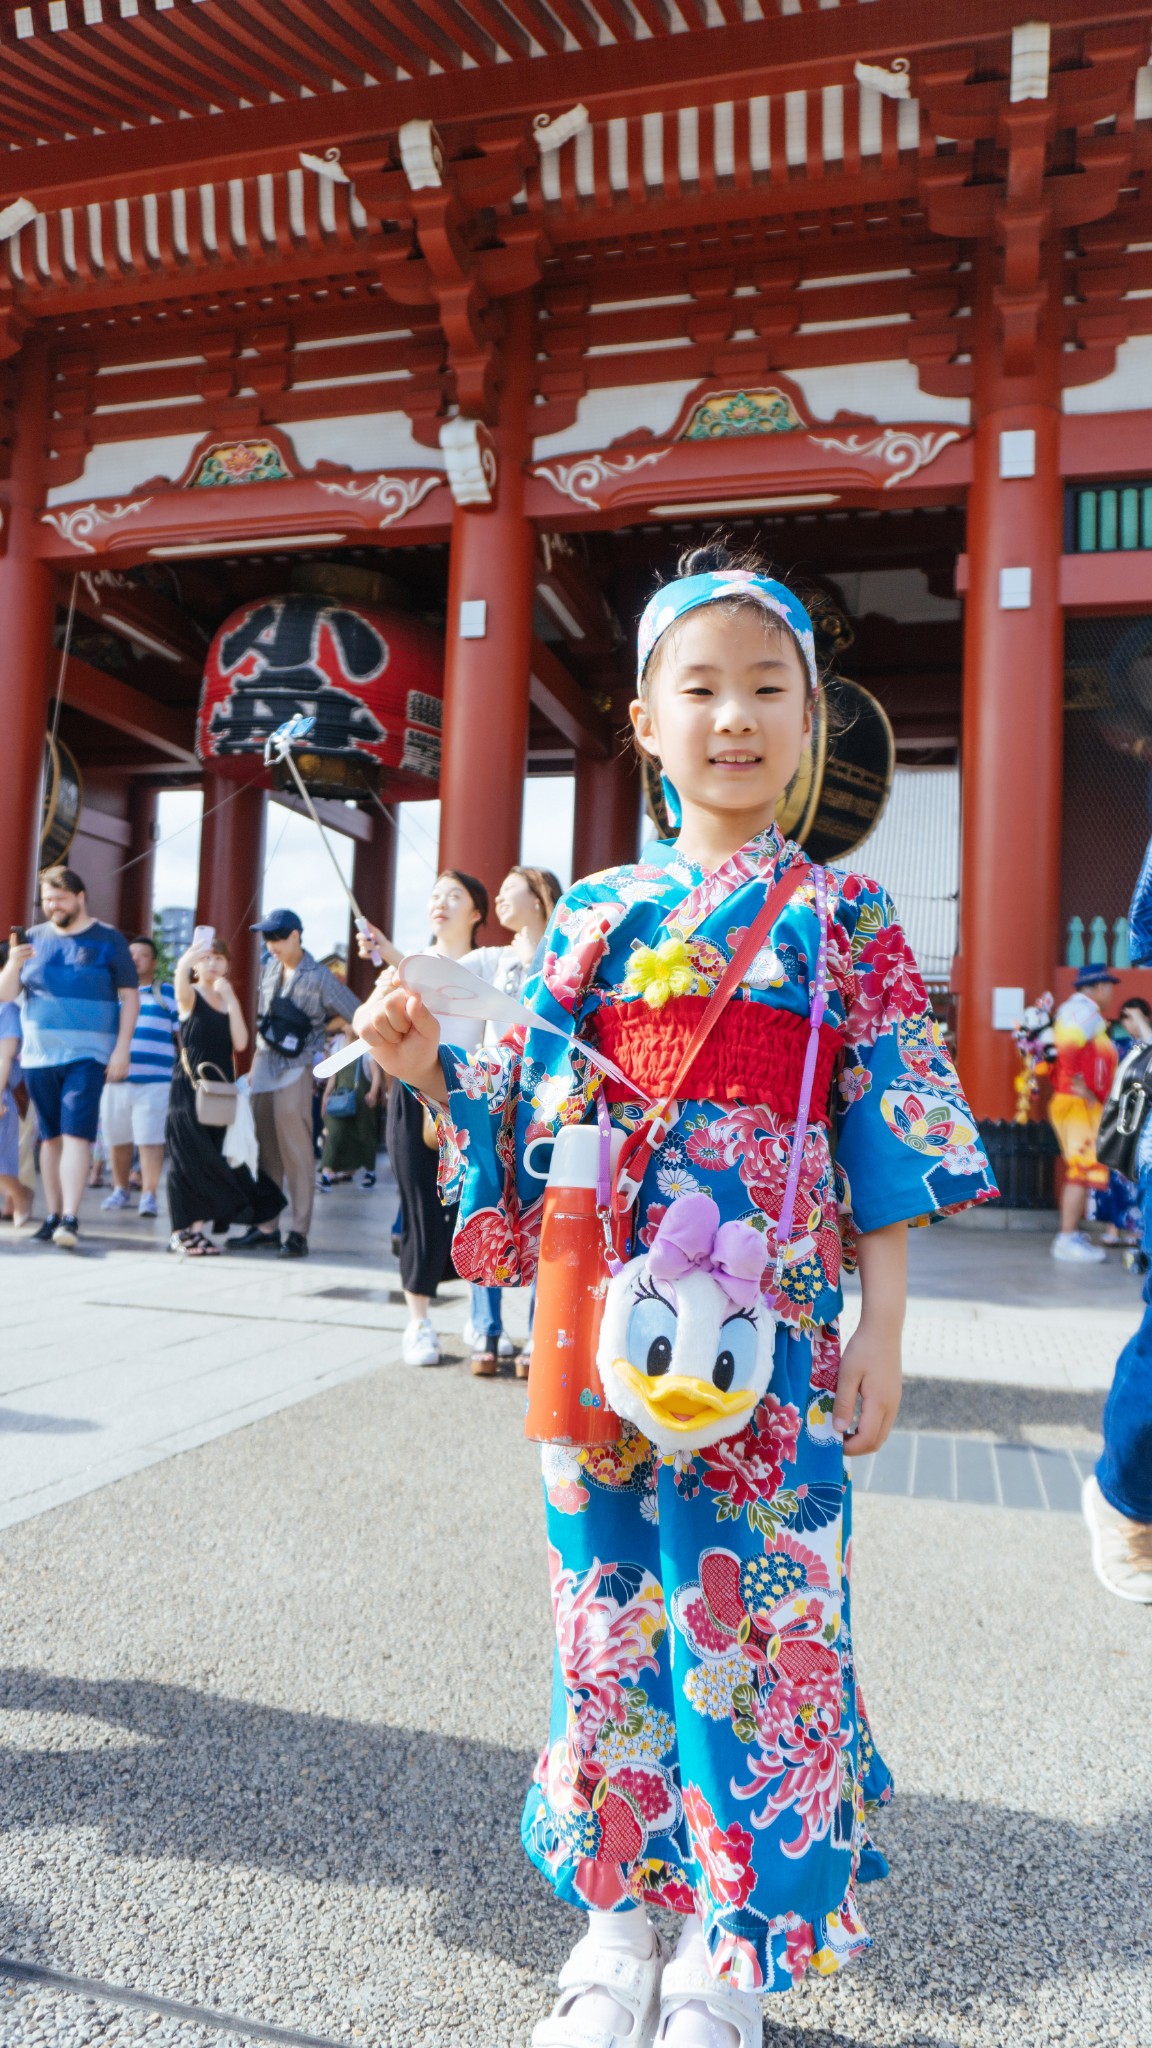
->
[[532, 1926, 667, 2048], [654, 1954, 762, 2048]]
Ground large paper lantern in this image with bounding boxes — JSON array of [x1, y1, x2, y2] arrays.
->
[[197, 593, 443, 799]]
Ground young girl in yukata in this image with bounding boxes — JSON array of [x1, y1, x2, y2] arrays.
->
[[355, 545, 995, 2048]]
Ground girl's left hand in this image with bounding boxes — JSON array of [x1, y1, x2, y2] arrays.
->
[[832, 1324, 902, 1456]]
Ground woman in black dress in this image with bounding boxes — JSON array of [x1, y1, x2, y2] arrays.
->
[[375, 870, 489, 1367], [167, 936, 285, 1257]]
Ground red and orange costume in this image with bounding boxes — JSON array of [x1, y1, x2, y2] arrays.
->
[[1048, 993, 1117, 1189]]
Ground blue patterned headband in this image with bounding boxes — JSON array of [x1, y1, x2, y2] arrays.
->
[[637, 570, 819, 699], [637, 571, 818, 834]]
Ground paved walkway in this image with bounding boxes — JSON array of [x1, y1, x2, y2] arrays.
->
[[1, 1182, 1149, 2047], [1, 1184, 1129, 1533]]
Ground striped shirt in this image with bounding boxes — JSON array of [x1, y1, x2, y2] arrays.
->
[[127, 981, 178, 1083]]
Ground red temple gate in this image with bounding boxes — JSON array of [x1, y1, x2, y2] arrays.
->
[[0, 4, 1149, 1105]]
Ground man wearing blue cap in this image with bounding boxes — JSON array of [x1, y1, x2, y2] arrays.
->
[[230, 908, 357, 1259]]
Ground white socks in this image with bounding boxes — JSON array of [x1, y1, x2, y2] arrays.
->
[[658, 1918, 741, 2048], [588, 1908, 657, 1956], [558, 1908, 655, 2039]]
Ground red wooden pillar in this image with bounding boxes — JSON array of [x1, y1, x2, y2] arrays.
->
[[437, 293, 536, 923], [195, 774, 267, 1042], [346, 804, 398, 1002], [0, 334, 58, 932], [119, 783, 158, 938], [956, 246, 1064, 1118], [572, 743, 641, 882]]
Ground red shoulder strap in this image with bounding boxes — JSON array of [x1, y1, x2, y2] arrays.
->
[[611, 859, 812, 1220]]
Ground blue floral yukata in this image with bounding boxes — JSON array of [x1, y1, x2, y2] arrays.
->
[[432, 824, 995, 1997]]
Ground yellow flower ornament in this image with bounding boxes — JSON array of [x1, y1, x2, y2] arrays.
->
[[623, 936, 701, 1009]]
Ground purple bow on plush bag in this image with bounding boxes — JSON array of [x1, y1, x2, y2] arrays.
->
[[647, 1193, 769, 1310]]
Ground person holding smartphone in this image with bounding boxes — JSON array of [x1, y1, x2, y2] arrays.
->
[[0, 865, 139, 1249], [166, 934, 286, 1257], [0, 940, 33, 1231]]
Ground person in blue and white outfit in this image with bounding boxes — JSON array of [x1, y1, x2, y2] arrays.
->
[[0, 864, 138, 1250], [100, 934, 179, 1220]]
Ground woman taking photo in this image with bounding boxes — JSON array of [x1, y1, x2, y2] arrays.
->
[[364, 870, 490, 1366], [166, 936, 286, 1258], [464, 865, 562, 1377]]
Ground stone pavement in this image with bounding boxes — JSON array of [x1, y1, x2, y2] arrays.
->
[[1, 1181, 1150, 2047]]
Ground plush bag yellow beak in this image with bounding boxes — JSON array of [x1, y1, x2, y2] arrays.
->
[[609, 1360, 759, 1439]]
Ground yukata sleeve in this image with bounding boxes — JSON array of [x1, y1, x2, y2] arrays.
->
[[832, 881, 997, 1237], [425, 885, 620, 1286]]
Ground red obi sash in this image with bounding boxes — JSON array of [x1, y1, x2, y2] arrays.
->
[[591, 994, 841, 1123]]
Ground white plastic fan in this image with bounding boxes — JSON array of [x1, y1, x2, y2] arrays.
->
[[313, 951, 636, 1090]]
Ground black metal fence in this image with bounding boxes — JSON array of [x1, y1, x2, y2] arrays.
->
[[977, 1119, 1060, 1210]]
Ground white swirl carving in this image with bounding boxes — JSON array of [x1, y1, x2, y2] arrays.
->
[[809, 427, 962, 486], [41, 499, 153, 554], [531, 448, 670, 510], [534, 103, 589, 152], [317, 473, 442, 526]]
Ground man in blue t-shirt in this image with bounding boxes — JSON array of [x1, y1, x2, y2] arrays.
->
[[0, 864, 138, 1249], [100, 934, 178, 1221]]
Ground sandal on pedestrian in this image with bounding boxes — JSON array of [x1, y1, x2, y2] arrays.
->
[[470, 1345, 499, 1377], [654, 1955, 761, 2048], [180, 1230, 221, 1258], [514, 1348, 532, 1380], [532, 1926, 665, 2048]]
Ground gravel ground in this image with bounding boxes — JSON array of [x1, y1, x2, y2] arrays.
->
[[1, 1344, 1149, 2048]]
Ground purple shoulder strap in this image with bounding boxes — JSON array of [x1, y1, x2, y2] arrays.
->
[[772, 865, 829, 1285]]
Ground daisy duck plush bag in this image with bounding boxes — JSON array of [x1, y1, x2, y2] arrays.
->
[[527, 859, 832, 1456]]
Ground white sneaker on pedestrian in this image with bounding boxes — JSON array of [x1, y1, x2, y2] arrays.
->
[[402, 1318, 440, 1367], [1051, 1231, 1107, 1263], [1082, 1475, 1152, 1603], [101, 1187, 131, 1211], [497, 1333, 516, 1361], [138, 1191, 158, 1218], [461, 1314, 478, 1350]]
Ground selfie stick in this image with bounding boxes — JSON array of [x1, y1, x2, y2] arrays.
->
[[264, 716, 383, 968]]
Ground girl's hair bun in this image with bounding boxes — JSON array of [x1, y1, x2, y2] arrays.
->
[[676, 540, 733, 578]]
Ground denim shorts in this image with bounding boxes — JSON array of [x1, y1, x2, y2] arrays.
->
[[25, 1058, 107, 1143]]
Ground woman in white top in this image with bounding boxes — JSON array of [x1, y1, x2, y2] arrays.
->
[[464, 867, 562, 1374], [360, 869, 490, 1368], [359, 864, 562, 1376]]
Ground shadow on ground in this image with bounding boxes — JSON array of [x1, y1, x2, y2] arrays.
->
[[896, 1376, 1104, 1439], [0, 1664, 1143, 2043], [0, 1408, 102, 1435]]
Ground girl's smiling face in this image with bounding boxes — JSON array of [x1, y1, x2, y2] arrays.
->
[[630, 604, 812, 832]]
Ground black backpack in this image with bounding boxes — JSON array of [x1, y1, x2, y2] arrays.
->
[[1097, 1041, 1152, 1180]]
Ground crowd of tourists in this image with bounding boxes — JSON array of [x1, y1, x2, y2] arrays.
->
[[0, 858, 559, 1369]]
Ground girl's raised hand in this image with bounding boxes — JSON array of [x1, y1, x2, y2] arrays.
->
[[353, 984, 446, 1099]]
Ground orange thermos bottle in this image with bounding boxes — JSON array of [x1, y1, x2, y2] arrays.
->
[[524, 1121, 624, 1446]]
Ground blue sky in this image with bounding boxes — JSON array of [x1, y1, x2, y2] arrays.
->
[[153, 778, 578, 958]]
